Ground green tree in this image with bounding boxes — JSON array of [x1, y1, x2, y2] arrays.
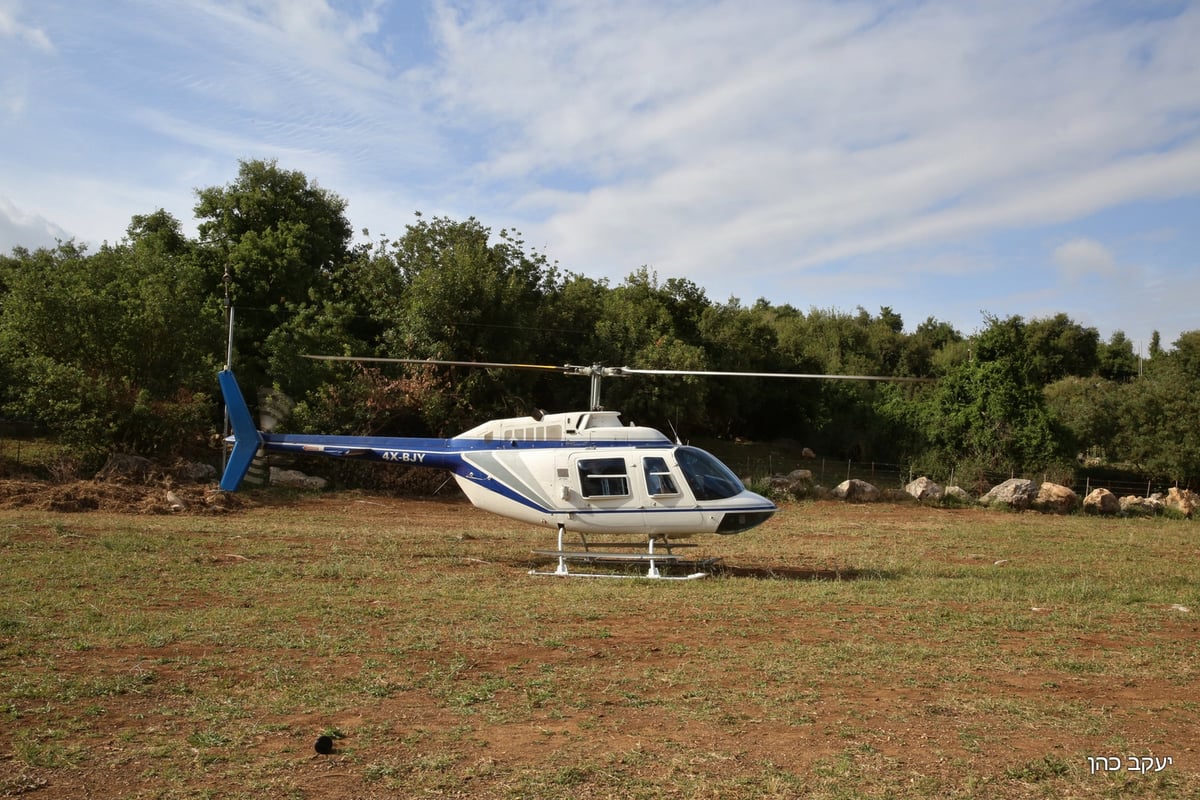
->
[[917, 314, 1070, 483], [0, 216, 221, 456], [1118, 331, 1200, 481], [356, 215, 559, 432], [1023, 313, 1100, 383], [902, 316, 964, 377], [1148, 331, 1162, 359], [692, 298, 784, 438], [1044, 376, 1122, 461], [1096, 330, 1139, 381], [592, 268, 709, 429], [194, 159, 353, 389]]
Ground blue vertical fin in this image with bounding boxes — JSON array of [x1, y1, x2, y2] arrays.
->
[[218, 370, 263, 491]]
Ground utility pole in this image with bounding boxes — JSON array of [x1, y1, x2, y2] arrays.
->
[[221, 266, 234, 472]]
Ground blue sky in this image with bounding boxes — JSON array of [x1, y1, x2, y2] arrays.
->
[[3, 0, 1198, 352]]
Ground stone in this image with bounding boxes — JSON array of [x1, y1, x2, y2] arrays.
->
[[1033, 482, 1078, 515], [1165, 487, 1197, 518], [905, 476, 944, 502], [1083, 487, 1119, 515], [832, 478, 880, 502], [979, 478, 1038, 511], [269, 467, 328, 491]]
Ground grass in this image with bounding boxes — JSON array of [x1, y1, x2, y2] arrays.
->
[[0, 493, 1197, 798]]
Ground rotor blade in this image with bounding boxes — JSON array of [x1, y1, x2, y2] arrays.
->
[[303, 355, 565, 372], [616, 368, 933, 383], [303, 356, 932, 382]]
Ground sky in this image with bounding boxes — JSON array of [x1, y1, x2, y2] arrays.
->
[[2, 0, 1198, 352]]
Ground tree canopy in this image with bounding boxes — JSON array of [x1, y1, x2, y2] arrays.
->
[[1, 159, 1194, 486]]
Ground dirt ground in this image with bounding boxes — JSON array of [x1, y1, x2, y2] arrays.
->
[[0, 478, 244, 514], [2, 482, 1197, 798]]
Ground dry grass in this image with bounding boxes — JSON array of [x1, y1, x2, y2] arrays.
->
[[1, 491, 1197, 798]]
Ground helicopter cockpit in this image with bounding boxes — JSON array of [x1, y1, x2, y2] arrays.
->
[[673, 446, 745, 500]]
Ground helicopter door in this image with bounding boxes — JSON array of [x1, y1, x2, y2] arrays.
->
[[563, 453, 646, 533], [641, 454, 703, 535]]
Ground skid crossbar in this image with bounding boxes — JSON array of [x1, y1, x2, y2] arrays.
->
[[529, 524, 711, 580]]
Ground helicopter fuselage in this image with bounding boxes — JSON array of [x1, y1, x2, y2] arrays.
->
[[218, 371, 777, 537]]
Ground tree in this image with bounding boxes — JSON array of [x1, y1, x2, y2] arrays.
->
[[360, 216, 558, 432], [1023, 313, 1100, 383], [1044, 377, 1122, 460], [0, 218, 222, 456], [194, 159, 353, 389], [592, 268, 709, 429], [902, 316, 964, 377], [915, 314, 1070, 482], [1118, 331, 1200, 482], [1096, 330, 1139, 381]]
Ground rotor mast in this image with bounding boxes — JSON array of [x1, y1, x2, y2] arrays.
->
[[562, 364, 629, 410]]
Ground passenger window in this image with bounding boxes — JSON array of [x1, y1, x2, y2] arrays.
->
[[578, 457, 630, 497], [643, 456, 679, 496]]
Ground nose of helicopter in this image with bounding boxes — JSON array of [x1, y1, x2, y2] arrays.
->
[[714, 490, 777, 534]]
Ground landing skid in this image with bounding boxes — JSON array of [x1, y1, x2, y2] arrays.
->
[[529, 524, 715, 580]]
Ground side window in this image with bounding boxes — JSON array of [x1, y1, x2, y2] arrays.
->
[[578, 457, 630, 498], [643, 456, 679, 496]]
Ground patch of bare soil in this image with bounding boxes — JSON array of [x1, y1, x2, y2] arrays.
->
[[0, 479, 247, 514]]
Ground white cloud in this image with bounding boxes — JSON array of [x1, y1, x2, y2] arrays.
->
[[0, 195, 70, 252], [1052, 238, 1119, 282], [422, 0, 1200, 298], [0, 0, 54, 52]]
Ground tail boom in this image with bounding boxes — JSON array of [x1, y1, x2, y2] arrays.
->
[[217, 370, 461, 490]]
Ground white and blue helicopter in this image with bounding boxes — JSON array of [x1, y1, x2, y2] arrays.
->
[[218, 358, 920, 579]]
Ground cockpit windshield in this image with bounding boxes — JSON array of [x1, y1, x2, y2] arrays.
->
[[674, 446, 745, 500]]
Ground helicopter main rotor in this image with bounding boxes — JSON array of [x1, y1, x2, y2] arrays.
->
[[304, 355, 929, 411]]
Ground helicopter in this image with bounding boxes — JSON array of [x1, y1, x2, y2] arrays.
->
[[218, 358, 925, 579]]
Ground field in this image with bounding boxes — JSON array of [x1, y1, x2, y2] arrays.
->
[[1, 488, 1198, 799]]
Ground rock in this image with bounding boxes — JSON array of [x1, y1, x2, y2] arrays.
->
[[769, 469, 815, 498], [166, 490, 186, 512], [1164, 487, 1197, 518], [786, 468, 813, 483], [832, 478, 880, 502], [1120, 495, 1157, 516], [1033, 482, 1078, 515], [944, 486, 972, 504], [1083, 487, 1120, 515], [979, 478, 1038, 511], [269, 467, 328, 490], [905, 476, 944, 502]]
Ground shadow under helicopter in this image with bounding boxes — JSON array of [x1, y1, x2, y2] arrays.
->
[[522, 558, 900, 582], [710, 564, 900, 581]]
